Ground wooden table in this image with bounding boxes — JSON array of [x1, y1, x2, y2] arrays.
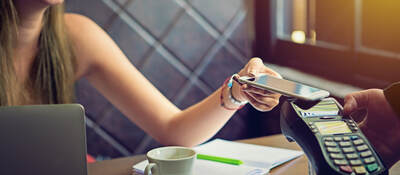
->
[[88, 134, 400, 175]]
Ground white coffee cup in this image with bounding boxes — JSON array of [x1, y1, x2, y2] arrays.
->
[[144, 146, 196, 175]]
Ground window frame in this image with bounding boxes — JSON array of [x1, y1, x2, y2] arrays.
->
[[254, 0, 400, 88]]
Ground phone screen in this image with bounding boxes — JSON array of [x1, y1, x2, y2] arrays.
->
[[242, 74, 329, 100]]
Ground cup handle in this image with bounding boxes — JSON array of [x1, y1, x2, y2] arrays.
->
[[144, 163, 158, 175]]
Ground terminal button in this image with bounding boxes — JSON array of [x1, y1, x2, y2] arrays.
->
[[343, 136, 350, 141], [366, 163, 379, 172], [334, 137, 342, 142], [364, 157, 376, 164], [324, 137, 334, 141], [350, 135, 359, 140], [340, 166, 353, 173], [334, 159, 348, 166], [354, 166, 367, 174], [360, 151, 372, 158], [350, 159, 362, 166], [346, 153, 358, 159], [327, 147, 341, 153], [325, 141, 337, 147], [342, 147, 356, 153], [339, 141, 352, 147], [356, 145, 369, 152], [353, 139, 364, 146], [349, 123, 356, 127], [330, 153, 344, 159]]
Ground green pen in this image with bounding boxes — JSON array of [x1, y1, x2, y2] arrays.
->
[[197, 154, 243, 165]]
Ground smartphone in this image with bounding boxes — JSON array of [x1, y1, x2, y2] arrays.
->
[[235, 74, 330, 101]]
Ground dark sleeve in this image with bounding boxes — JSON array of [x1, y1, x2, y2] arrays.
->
[[384, 82, 400, 117]]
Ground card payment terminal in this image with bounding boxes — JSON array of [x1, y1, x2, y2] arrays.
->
[[280, 98, 388, 175]]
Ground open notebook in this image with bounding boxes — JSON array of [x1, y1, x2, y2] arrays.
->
[[132, 139, 303, 175]]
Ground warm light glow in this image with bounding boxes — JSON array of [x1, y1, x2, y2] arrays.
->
[[310, 30, 316, 45], [291, 30, 306, 44]]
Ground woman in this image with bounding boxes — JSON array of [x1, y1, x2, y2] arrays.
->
[[0, 0, 281, 146]]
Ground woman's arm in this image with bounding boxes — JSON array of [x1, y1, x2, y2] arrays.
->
[[66, 14, 280, 147]]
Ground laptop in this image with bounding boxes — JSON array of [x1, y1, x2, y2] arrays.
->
[[0, 104, 88, 175]]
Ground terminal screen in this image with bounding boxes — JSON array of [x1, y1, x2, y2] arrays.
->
[[294, 99, 339, 117], [315, 121, 352, 135]]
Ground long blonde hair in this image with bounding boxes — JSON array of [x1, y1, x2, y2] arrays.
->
[[0, 0, 76, 105]]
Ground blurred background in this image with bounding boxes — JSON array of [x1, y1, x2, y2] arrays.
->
[[65, 0, 400, 160]]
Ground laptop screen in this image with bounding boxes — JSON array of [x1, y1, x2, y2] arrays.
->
[[0, 104, 87, 175]]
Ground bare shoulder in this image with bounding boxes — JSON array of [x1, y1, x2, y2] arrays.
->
[[64, 13, 113, 78], [64, 13, 103, 39], [63, 13, 129, 79], [63, 13, 116, 54], [64, 13, 96, 28]]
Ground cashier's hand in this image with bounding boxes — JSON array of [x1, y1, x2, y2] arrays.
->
[[231, 58, 282, 112], [343, 89, 400, 168]]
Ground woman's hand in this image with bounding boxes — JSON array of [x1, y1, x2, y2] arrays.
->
[[231, 58, 282, 112]]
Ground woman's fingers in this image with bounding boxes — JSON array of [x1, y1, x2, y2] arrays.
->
[[235, 57, 283, 112], [244, 91, 279, 112], [246, 96, 273, 112], [238, 57, 282, 80], [246, 92, 279, 105], [239, 57, 263, 76], [246, 58, 263, 76]]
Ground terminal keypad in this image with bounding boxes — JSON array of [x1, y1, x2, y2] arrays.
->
[[323, 135, 381, 174]]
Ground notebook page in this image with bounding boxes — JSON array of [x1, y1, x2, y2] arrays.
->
[[194, 139, 303, 168]]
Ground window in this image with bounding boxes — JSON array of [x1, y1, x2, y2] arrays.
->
[[256, 0, 400, 88]]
